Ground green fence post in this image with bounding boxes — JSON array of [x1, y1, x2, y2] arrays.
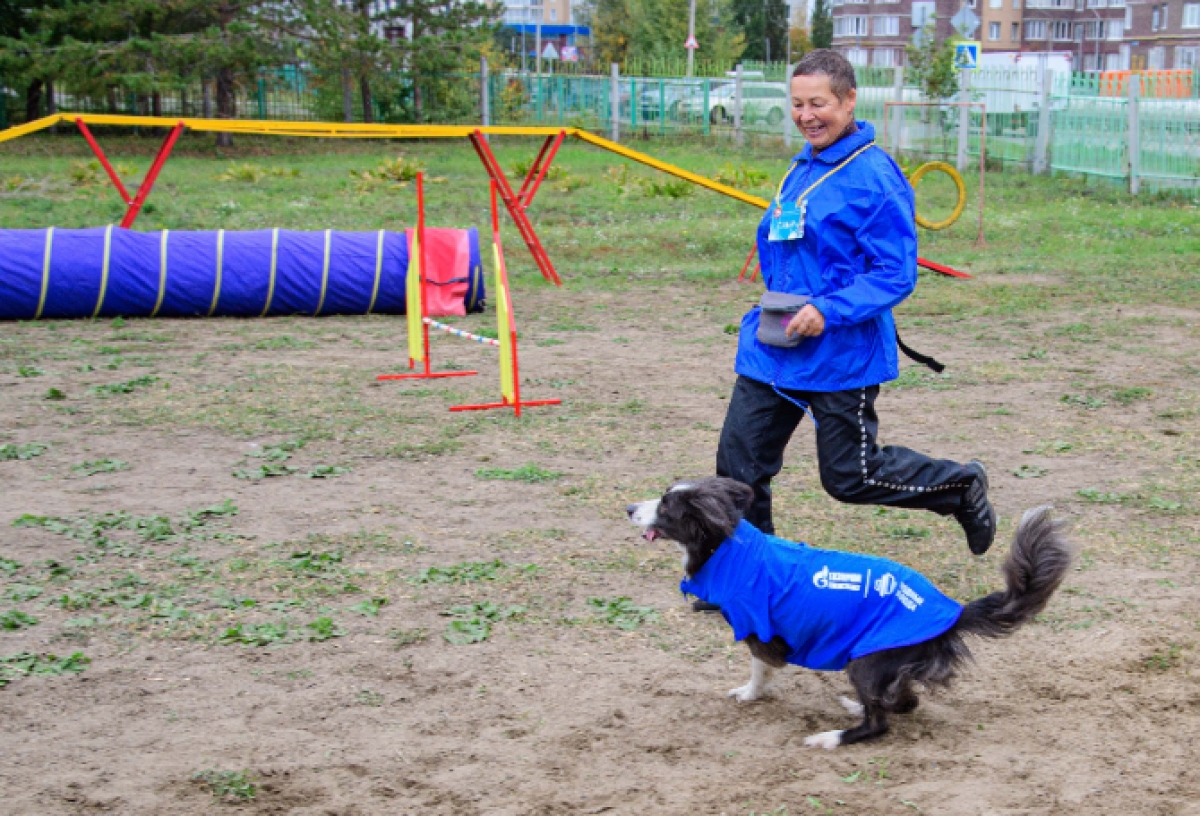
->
[[257, 78, 267, 119], [703, 79, 709, 136]]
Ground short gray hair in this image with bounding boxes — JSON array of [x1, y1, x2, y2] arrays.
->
[[792, 50, 857, 101]]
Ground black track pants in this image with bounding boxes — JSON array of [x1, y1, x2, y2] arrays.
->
[[716, 375, 976, 535]]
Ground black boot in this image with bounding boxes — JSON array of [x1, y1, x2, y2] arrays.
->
[[955, 460, 996, 556]]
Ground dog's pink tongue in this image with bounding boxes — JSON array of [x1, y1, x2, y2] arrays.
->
[[642, 529, 659, 542]]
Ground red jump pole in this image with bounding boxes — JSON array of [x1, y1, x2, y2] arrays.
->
[[449, 179, 560, 415], [378, 172, 478, 382], [467, 130, 563, 286], [121, 122, 185, 229], [75, 119, 133, 205], [737, 244, 759, 283]]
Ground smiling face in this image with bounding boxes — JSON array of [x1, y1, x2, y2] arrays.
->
[[790, 73, 857, 151]]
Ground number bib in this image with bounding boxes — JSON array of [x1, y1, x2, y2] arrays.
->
[[768, 200, 806, 242]]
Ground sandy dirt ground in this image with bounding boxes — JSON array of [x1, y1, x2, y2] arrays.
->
[[2, 276, 1199, 815]]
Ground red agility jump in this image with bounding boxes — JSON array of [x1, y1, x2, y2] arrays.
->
[[377, 174, 560, 417]]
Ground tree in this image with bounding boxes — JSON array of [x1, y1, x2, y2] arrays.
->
[[4, 0, 286, 143], [285, 0, 391, 123], [810, 0, 831, 49], [592, 0, 744, 67], [730, 0, 788, 62], [905, 20, 958, 100], [592, 0, 632, 67], [787, 2, 813, 63]]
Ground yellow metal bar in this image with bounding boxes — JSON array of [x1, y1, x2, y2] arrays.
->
[[0, 114, 65, 144], [15, 113, 578, 140], [573, 130, 770, 209], [0, 113, 770, 211]]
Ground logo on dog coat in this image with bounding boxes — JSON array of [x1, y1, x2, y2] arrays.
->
[[897, 581, 925, 611], [874, 572, 897, 597], [812, 566, 862, 591]]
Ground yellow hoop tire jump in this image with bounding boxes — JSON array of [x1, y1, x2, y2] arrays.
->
[[908, 161, 967, 231]]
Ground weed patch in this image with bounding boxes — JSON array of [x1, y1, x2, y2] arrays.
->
[[475, 463, 562, 483], [412, 559, 536, 585], [0, 651, 90, 688], [192, 769, 257, 802], [1112, 387, 1153, 405], [441, 601, 525, 645], [0, 610, 38, 630], [587, 596, 658, 630], [1062, 394, 1106, 410], [90, 375, 161, 396], [72, 459, 130, 477], [348, 597, 387, 617], [303, 465, 351, 479], [0, 443, 47, 461]]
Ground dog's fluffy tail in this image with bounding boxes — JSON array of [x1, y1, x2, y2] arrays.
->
[[956, 506, 1074, 639]]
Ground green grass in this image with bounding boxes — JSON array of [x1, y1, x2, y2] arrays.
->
[[0, 652, 90, 688], [587, 597, 659, 631], [0, 443, 47, 461], [475, 463, 563, 483], [71, 458, 131, 477], [192, 769, 257, 802]]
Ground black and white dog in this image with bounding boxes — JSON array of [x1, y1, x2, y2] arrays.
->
[[627, 477, 1073, 749]]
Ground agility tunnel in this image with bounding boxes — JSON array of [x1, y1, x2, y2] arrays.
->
[[0, 226, 485, 321]]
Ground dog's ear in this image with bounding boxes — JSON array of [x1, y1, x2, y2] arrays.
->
[[704, 478, 754, 517], [726, 479, 755, 513]]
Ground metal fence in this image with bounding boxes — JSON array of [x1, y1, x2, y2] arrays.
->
[[8, 64, 1198, 191]]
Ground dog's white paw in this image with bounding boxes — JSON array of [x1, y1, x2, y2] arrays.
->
[[727, 684, 762, 703], [804, 730, 845, 751], [839, 696, 865, 717]]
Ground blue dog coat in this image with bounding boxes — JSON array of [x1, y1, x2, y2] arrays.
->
[[680, 520, 963, 671]]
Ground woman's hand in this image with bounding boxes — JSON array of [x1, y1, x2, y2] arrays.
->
[[785, 304, 826, 338]]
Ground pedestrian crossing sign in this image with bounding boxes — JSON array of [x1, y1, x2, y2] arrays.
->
[[954, 41, 981, 69]]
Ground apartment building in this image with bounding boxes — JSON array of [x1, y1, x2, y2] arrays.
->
[[1125, 0, 1200, 68], [980, 0, 1023, 52], [829, 0, 965, 66], [832, 0, 1200, 70]]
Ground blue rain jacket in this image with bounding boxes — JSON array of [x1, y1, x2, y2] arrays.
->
[[680, 520, 962, 671], [735, 121, 918, 392]]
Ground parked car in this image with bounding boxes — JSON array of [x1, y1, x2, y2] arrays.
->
[[678, 81, 789, 126], [634, 80, 710, 122]]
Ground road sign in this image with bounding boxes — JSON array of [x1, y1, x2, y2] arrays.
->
[[541, 42, 559, 60], [684, 34, 699, 49], [954, 41, 981, 69], [561, 45, 578, 62], [950, 5, 980, 38]]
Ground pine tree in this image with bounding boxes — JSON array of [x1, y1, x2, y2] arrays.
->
[[4, 0, 286, 142], [810, 0, 832, 50]]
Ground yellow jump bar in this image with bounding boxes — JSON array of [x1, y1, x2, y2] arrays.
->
[[2, 113, 770, 211]]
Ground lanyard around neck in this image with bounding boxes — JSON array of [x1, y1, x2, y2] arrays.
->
[[773, 141, 876, 209]]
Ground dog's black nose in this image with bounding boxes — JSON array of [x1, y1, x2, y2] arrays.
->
[[625, 504, 637, 517]]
